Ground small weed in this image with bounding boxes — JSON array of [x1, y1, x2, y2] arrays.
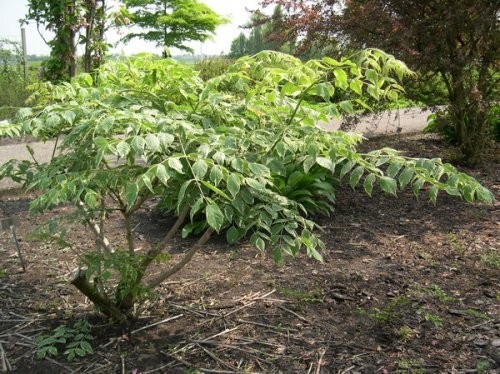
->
[[35, 319, 94, 362], [228, 250, 240, 261], [358, 296, 410, 326], [481, 252, 500, 269], [464, 308, 491, 320], [0, 268, 7, 277], [279, 287, 323, 303], [395, 359, 425, 373], [417, 309, 443, 328], [475, 359, 491, 373], [427, 284, 455, 302], [397, 325, 415, 341], [447, 233, 466, 256]]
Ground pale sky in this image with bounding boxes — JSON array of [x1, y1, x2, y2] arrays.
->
[[0, 0, 265, 56]]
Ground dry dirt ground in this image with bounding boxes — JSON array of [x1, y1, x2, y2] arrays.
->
[[0, 134, 499, 373]]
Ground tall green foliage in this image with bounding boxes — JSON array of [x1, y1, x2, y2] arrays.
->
[[121, 0, 227, 56], [1, 50, 493, 322]]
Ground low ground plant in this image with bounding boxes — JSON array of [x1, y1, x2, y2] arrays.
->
[[0, 50, 494, 323]]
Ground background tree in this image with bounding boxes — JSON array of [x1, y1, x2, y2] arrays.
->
[[121, 0, 227, 57], [261, 0, 499, 162], [229, 6, 293, 58], [26, 0, 80, 81], [229, 32, 248, 58], [25, 0, 111, 81]]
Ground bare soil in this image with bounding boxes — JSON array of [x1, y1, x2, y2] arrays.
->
[[0, 134, 498, 373]]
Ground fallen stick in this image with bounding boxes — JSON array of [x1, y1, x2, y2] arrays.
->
[[130, 314, 184, 335]]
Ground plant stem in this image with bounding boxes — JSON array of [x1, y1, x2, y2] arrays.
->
[[124, 214, 135, 254], [77, 201, 113, 253], [147, 228, 213, 289], [70, 267, 127, 322], [116, 205, 190, 311]]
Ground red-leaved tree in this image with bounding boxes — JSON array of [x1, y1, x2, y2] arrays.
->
[[261, 0, 499, 162]]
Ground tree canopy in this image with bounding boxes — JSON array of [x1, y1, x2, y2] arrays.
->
[[262, 0, 499, 161], [121, 0, 227, 55]]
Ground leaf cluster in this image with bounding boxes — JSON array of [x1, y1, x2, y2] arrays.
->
[[35, 319, 94, 362]]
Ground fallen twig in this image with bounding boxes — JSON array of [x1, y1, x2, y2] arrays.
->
[[277, 305, 309, 322], [196, 343, 238, 372], [199, 326, 240, 343], [315, 348, 326, 374], [236, 319, 298, 332], [130, 314, 184, 335], [0, 342, 13, 372]]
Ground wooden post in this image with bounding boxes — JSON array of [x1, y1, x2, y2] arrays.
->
[[20, 27, 28, 82]]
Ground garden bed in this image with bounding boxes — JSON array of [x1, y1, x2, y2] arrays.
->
[[0, 133, 498, 373]]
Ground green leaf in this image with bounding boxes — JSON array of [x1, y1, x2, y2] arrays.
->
[[333, 68, 348, 90], [158, 132, 175, 147], [227, 174, 240, 197], [316, 156, 334, 171], [226, 226, 240, 243], [476, 187, 493, 204], [398, 167, 414, 189], [248, 162, 270, 177], [363, 173, 376, 196], [349, 79, 363, 95], [303, 156, 316, 173], [168, 158, 184, 174], [365, 69, 378, 84], [379, 176, 397, 195], [156, 164, 170, 185], [80, 341, 93, 353], [213, 151, 226, 165], [131, 136, 146, 154], [255, 237, 266, 251], [315, 82, 334, 101], [281, 82, 301, 96], [210, 165, 223, 185], [145, 134, 160, 152], [177, 180, 192, 205], [339, 100, 354, 114], [429, 185, 439, 205], [349, 166, 364, 189], [367, 85, 380, 100], [62, 111, 76, 125], [412, 178, 425, 197], [386, 162, 403, 178], [192, 159, 208, 179], [200, 180, 230, 200], [125, 183, 139, 208], [84, 190, 98, 209], [190, 197, 204, 221], [340, 160, 355, 179], [206, 204, 224, 232], [245, 178, 266, 191], [116, 141, 130, 158]]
